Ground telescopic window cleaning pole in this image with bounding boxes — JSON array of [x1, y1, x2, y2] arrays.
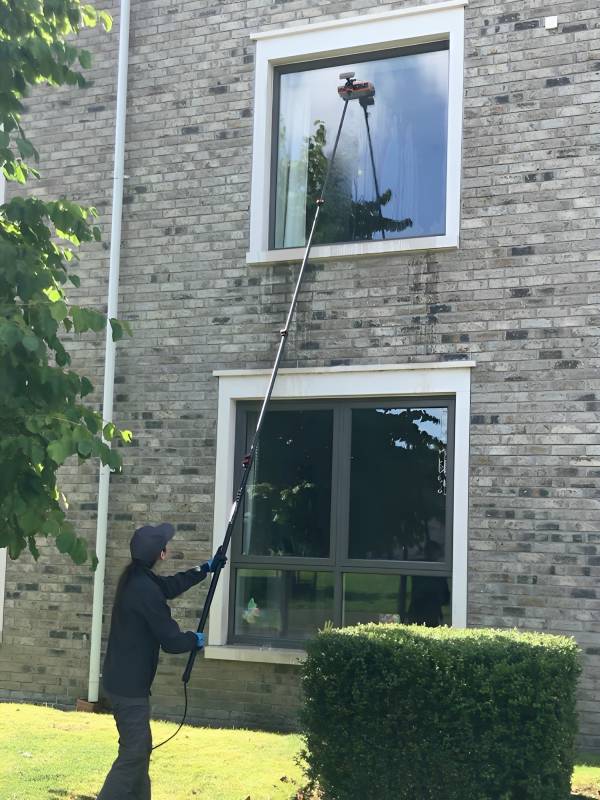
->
[[152, 75, 368, 752], [181, 73, 375, 689]]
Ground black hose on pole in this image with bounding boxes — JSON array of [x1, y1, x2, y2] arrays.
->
[[361, 99, 385, 240]]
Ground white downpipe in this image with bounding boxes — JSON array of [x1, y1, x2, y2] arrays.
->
[[87, 0, 131, 703], [0, 147, 5, 643]]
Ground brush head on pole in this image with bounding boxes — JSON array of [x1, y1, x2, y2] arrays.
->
[[337, 71, 375, 103]]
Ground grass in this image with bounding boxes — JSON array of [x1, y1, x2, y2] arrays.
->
[[1, 702, 599, 799], [573, 755, 600, 799], [0, 703, 305, 800]]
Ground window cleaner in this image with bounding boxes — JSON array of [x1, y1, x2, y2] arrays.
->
[[158, 73, 384, 748]]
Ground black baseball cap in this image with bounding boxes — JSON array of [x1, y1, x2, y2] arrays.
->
[[130, 523, 175, 563]]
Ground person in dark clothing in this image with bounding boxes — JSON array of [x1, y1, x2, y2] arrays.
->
[[97, 522, 225, 800]]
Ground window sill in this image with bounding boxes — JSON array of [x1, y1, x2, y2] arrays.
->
[[246, 234, 458, 266], [204, 645, 306, 666]]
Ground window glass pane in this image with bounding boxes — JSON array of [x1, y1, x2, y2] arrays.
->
[[349, 407, 448, 561], [234, 569, 334, 641], [343, 573, 451, 627], [274, 45, 449, 248], [242, 409, 332, 557]]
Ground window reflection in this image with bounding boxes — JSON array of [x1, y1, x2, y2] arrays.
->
[[349, 407, 448, 561], [242, 410, 332, 558], [274, 44, 449, 248], [344, 573, 451, 627], [234, 569, 335, 641]]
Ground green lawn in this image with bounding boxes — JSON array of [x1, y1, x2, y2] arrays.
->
[[0, 703, 305, 800], [1, 702, 599, 799]]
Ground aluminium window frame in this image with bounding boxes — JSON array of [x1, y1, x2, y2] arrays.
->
[[247, 0, 467, 265], [228, 396, 455, 647]]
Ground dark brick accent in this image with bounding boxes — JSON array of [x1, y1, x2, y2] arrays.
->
[[546, 77, 571, 87], [572, 589, 596, 599], [514, 20, 539, 30], [511, 246, 535, 256], [506, 329, 528, 340]]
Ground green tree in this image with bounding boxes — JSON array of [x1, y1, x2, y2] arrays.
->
[[0, 1, 131, 565], [306, 120, 413, 244]]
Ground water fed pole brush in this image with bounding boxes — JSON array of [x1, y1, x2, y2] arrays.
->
[[181, 71, 376, 687], [153, 73, 377, 750]]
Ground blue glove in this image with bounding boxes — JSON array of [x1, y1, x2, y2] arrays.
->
[[195, 632, 205, 649], [203, 551, 227, 573]]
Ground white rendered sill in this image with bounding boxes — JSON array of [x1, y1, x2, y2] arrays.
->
[[204, 645, 306, 666], [213, 362, 476, 378], [246, 235, 458, 266]]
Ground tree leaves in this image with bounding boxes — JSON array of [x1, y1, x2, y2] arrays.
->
[[71, 305, 107, 334], [49, 300, 68, 322], [109, 317, 132, 341], [0, 1, 113, 181], [0, 1, 134, 567], [78, 50, 92, 69]]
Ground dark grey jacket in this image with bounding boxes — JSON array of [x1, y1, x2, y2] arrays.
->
[[102, 565, 207, 697]]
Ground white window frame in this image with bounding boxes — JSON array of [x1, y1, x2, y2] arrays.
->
[[205, 361, 474, 665], [247, 0, 466, 266]]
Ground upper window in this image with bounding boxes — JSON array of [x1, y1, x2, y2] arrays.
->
[[248, 1, 466, 263], [273, 43, 449, 249]]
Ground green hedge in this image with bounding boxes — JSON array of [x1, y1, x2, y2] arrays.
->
[[301, 625, 580, 800]]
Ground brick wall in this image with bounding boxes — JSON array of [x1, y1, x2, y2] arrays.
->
[[1, 0, 599, 746]]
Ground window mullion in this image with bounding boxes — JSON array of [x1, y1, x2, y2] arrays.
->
[[332, 405, 351, 627]]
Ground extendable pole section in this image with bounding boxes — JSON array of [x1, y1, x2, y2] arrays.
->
[[182, 96, 351, 685]]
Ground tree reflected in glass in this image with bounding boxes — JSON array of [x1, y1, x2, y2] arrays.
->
[[349, 407, 448, 562]]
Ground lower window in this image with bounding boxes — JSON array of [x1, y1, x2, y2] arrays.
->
[[229, 398, 454, 646]]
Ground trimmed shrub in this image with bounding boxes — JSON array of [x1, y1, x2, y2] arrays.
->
[[301, 625, 580, 800]]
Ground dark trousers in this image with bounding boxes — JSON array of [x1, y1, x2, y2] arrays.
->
[[98, 694, 152, 800]]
